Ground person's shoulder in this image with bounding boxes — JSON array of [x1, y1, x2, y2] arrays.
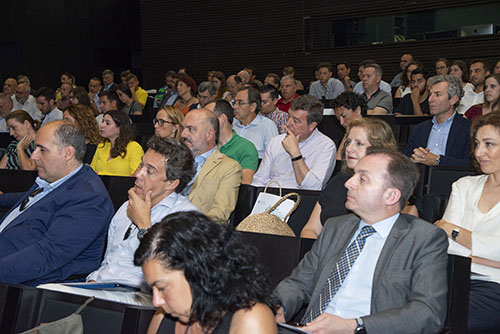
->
[[398, 213, 447, 239], [126, 140, 144, 151], [453, 113, 471, 126], [231, 303, 277, 334], [452, 174, 484, 188], [233, 134, 258, 152]]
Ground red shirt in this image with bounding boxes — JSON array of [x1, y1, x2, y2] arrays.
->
[[277, 93, 299, 112]]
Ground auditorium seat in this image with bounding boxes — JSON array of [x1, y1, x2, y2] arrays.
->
[[99, 175, 136, 211], [425, 165, 477, 197], [0, 284, 156, 334]]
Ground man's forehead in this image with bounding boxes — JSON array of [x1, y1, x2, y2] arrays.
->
[[355, 154, 388, 173], [144, 150, 166, 170], [289, 108, 307, 118], [430, 81, 448, 92]]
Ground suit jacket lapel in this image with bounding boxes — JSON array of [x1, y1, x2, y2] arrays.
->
[[192, 149, 222, 189], [371, 215, 410, 306], [445, 114, 459, 156]]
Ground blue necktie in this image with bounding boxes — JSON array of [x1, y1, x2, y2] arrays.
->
[[302, 225, 377, 324]]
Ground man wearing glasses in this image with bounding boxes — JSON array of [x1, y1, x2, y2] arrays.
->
[[194, 81, 217, 109], [0, 121, 114, 285], [232, 86, 278, 158]]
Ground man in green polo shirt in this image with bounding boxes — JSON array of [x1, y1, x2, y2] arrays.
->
[[205, 100, 258, 184]]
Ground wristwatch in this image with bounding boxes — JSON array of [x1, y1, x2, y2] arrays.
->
[[451, 228, 461, 241], [137, 228, 151, 240], [354, 317, 366, 334], [434, 156, 441, 166]]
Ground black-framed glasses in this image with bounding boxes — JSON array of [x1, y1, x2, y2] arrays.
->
[[153, 118, 175, 126]]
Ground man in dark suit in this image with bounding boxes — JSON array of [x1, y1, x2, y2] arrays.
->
[[404, 74, 471, 167], [274, 148, 448, 334], [0, 121, 114, 286]]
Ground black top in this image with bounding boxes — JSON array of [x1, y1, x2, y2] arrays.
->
[[395, 94, 430, 115], [318, 171, 352, 224], [84, 143, 97, 165]]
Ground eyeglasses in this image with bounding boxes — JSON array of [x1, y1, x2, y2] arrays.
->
[[233, 100, 252, 107], [153, 118, 175, 126]]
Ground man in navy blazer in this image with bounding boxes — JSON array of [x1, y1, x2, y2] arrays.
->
[[404, 74, 471, 167], [0, 121, 114, 286]]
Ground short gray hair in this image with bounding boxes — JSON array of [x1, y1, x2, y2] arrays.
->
[[280, 75, 296, 85], [365, 63, 383, 77], [428, 75, 464, 108], [198, 81, 217, 96], [54, 122, 86, 163]]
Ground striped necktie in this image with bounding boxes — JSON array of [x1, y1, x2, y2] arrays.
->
[[302, 225, 377, 324]]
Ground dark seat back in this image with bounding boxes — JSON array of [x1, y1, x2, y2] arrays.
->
[[99, 175, 136, 211], [426, 166, 477, 197]]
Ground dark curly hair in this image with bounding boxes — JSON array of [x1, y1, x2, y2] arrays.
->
[[134, 211, 275, 330], [146, 136, 195, 193], [101, 110, 134, 159]]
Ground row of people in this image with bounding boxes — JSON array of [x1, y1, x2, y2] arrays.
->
[[0, 105, 498, 333]]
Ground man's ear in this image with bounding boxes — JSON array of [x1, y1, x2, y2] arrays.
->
[[165, 179, 180, 192], [63, 145, 75, 162], [384, 187, 401, 208]]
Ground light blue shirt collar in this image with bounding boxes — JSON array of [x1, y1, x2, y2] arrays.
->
[[432, 111, 455, 128], [359, 212, 400, 240], [36, 164, 83, 192]]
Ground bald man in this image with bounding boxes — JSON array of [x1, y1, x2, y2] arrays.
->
[[12, 82, 43, 121], [181, 109, 241, 222], [3, 78, 17, 96]]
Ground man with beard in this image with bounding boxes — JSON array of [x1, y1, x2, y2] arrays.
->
[[395, 68, 430, 115], [181, 108, 241, 222], [457, 59, 490, 114]]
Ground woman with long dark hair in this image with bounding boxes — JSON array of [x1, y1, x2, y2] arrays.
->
[[134, 211, 277, 334], [90, 110, 143, 176], [116, 83, 143, 116]]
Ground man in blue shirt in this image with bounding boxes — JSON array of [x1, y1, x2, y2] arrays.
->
[[405, 75, 471, 167], [0, 121, 114, 285]]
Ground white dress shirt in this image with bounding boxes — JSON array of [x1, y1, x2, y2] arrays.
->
[[11, 95, 44, 121], [233, 114, 278, 158], [325, 214, 399, 318], [457, 88, 483, 115], [87, 191, 198, 290], [251, 128, 336, 190]]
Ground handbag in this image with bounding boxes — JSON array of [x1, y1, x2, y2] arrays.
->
[[236, 192, 301, 237], [20, 296, 94, 334]]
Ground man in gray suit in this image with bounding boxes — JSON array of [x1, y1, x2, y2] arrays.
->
[[274, 148, 448, 334]]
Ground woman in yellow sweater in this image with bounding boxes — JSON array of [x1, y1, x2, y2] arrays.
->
[[91, 110, 143, 176]]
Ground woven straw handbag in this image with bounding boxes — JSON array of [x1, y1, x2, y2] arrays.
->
[[236, 192, 301, 237]]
